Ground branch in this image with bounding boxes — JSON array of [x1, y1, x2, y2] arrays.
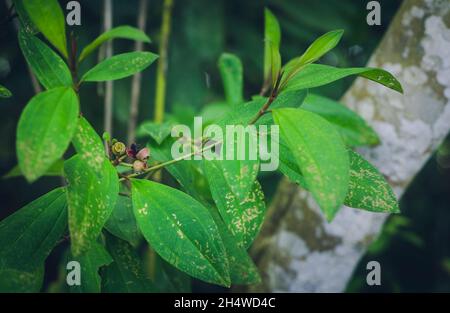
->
[[153, 0, 173, 124], [103, 0, 113, 136], [127, 0, 149, 145]]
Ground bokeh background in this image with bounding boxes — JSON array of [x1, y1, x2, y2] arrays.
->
[[0, 0, 449, 292]]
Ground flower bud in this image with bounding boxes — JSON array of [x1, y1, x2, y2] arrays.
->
[[133, 160, 146, 172], [112, 141, 126, 156], [136, 147, 150, 161]]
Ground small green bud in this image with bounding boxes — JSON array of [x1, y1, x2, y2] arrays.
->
[[102, 132, 111, 142], [112, 141, 126, 156]]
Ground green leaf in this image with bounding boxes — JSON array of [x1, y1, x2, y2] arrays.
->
[[0, 188, 67, 271], [12, 0, 39, 35], [78, 26, 151, 63], [206, 205, 261, 285], [105, 196, 142, 247], [345, 150, 400, 213], [302, 94, 380, 146], [137, 121, 173, 145], [22, 0, 68, 58], [0, 85, 12, 98], [102, 234, 158, 292], [264, 8, 281, 86], [273, 108, 349, 221], [72, 117, 106, 173], [218, 53, 243, 107], [283, 29, 343, 83], [204, 160, 266, 249], [131, 179, 230, 287], [17, 87, 79, 182], [284, 64, 403, 94], [199, 102, 230, 126], [68, 242, 112, 293], [3, 159, 64, 179], [18, 30, 72, 90], [81, 52, 158, 83], [152, 255, 191, 293], [64, 156, 119, 256], [0, 267, 44, 293], [273, 136, 307, 187]]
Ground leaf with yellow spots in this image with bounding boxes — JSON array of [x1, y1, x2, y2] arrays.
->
[[204, 159, 266, 249], [64, 156, 119, 256], [80, 51, 158, 83], [345, 150, 400, 213], [131, 179, 230, 287], [0, 188, 67, 272], [102, 234, 158, 292], [17, 87, 79, 183], [72, 117, 106, 174], [273, 108, 349, 221], [67, 242, 112, 293]]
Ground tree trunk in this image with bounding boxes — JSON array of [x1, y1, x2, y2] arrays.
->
[[247, 0, 450, 292]]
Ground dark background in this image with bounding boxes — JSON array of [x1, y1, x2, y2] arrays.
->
[[0, 0, 449, 292]]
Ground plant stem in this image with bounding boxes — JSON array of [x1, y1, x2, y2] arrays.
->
[[248, 71, 283, 125], [120, 140, 222, 181], [153, 0, 173, 124], [127, 0, 149, 145], [103, 0, 114, 136]]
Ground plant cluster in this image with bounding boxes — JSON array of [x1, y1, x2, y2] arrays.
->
[[0, 1, 402, 292]]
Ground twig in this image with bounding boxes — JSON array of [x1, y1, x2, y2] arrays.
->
[[120, 139, 222, 181], [127, 0, 149, 145], [103, 0, 113, 136]]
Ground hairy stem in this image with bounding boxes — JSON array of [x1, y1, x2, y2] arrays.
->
[[127, 0, 149, 145]]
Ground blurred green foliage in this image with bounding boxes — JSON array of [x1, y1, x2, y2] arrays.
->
[[0, 0, 448, 292]]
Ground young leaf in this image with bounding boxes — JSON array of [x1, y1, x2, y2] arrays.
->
[[273, 108, 349, 221], [105, 196, 142, 247], [72, 117, 106, 173], [206, 205, 261, 285], [0, 85, 12, 98], [131, 179, 231, 287], [264, 8, 281, 86], [3, 159, 64, 180], [302, 94, 380, 146], [218, 53, 243, 107], [22, 0, 68, 58], [18, 30, 72, 90], [64, 156, 119, 256], [282, 29, 344, 83], [0, 267, 44, 293], [68, 242, 112, 293], [102, 235, 158, 292], [137, 120, 173, 145], [78, 26, 151, 63], [12, 0, 39, 35], [345, 150, 400, 213], [17, 87, 79, 182], [284, 64, 403, 94], [80, 52, 158, 83], [204, 160, 266, 249], [0, 188, 67, 271]]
